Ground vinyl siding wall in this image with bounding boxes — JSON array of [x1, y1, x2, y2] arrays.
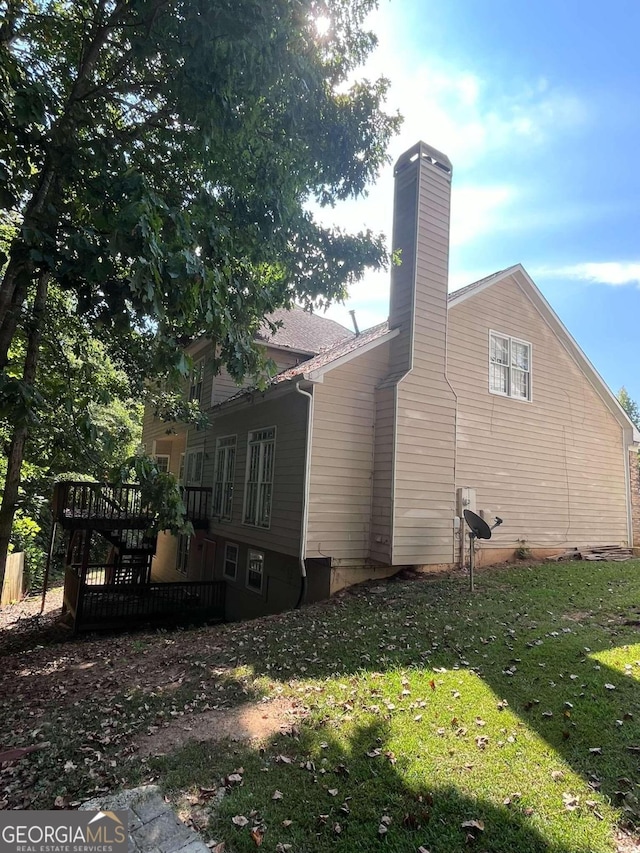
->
[[390, 151, 457, 565], [448, 275, 629, 548], [183, 344, 303, 462], [370, 385, 395, 563], [207, 391, 307, 557], [306, 344, 391, 562]]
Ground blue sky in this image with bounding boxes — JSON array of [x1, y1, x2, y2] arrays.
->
[[319, 0, 640, 403]]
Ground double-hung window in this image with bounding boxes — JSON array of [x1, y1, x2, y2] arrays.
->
[[155, 454, 170, 474], [223, 543, 239, 580], [188, 358, 204, 403], [213, 436, 236, 521], [243, 427, 276, 528], [489, 331, 532, 401], [246, 549, 264, 593], [185, 450, 204, 486]]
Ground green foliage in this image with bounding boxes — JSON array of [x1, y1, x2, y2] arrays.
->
[[618, 386, 640, 429], [9, 512, 44, 590], [115, 454, 192, 537], [1, 0, 400, 383]]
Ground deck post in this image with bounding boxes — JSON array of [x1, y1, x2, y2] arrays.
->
[[74, 529, 93, 633]]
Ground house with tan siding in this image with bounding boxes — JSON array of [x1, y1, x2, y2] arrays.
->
[[142, 140, 639, 621]]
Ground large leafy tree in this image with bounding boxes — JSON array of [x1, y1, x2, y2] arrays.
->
[[0, 0, 400, 584]]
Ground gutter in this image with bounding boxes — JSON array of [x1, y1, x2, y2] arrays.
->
[[294, 381, 314, 608]]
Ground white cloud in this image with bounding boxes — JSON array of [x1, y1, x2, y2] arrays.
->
[[450, 185, 515, 246], [538, 262, 640, 287]]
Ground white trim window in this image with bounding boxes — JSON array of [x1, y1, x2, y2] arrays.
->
[[223, 542, 239, 580], [185, 450, 204, 486], [188, 357, 205, 402], [155, 454, 170, 474], [489, 331, 532, 401], [213, 436, 236, 520], [243, 427, 276, 528], [246, 549, 264, 593]]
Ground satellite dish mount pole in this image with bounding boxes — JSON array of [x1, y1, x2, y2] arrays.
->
[[462, 510, 503, 593]]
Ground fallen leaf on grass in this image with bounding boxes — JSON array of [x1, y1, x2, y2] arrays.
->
[[589, 747, 602, 755], [275, 845, 292, 853], [461, 819, 484, 832], [272, 790, 283, 800], [281, 820, 292, 828], [275, 755, 292, 764], [604, 683, 616, 690], [232, 815, 249, 828], [551, 770, 565, 781], [562, 793, 579, 811]]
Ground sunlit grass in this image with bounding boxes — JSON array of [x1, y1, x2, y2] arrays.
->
[[4, 559, 640, 850]]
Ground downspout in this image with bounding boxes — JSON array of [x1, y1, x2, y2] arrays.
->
[[295, 381, 314, 608], [623, 430, 635, 548]]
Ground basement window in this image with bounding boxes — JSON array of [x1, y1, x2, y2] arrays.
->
[[246, 549, 264, 593], [223, 543, 239, 581], [489, 331, 532, 401]]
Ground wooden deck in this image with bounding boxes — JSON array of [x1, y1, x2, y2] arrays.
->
[[63, 567, 225, 632]]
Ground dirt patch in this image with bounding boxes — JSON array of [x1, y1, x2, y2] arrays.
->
[[562, 610, 593, 623], [615, 829, 640, 852], [137, 697, 307, 757]]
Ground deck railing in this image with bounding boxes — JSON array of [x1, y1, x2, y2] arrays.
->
[[182, 486, 212, 523], [53, 481, 213, 529], [53, 481, 154, 526], [64, 567, 226, 631]]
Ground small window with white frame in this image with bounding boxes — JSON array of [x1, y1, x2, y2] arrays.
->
[[223, 542, 239, 580], [243, 427, 276, 528], [246, 549, 264, 593], [188, 357, 205, 402], [213, 435, 236, 520], [155, 454, 170, 474], [489, 331, 532, 401]]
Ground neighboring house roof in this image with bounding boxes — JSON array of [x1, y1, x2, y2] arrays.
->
[[274, 321, 393, 383], [213, 321, 396, 411], [256, 305, 353, 354]]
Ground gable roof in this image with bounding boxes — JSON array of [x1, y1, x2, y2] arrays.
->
[[274, 321, 394, 383], [448, 264, 640, 444], [256, 305, 353, 354]]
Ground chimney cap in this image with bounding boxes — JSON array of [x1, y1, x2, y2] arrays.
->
[[394, 141, 452, 177]]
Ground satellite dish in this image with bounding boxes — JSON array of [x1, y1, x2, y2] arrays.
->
[[463, 509, 492, 540], [462, 510, 504, 592]]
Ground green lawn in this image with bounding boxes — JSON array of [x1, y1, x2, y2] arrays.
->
[[3, 560, 640, 852]]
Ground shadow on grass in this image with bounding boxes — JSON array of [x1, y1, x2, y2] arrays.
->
[[153, 718, 609, 853]]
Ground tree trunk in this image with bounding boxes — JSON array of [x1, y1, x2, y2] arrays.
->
[[0, 272, 49, 589]]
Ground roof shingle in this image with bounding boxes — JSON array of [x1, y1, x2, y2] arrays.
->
[[257, 305, 353, 354]]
